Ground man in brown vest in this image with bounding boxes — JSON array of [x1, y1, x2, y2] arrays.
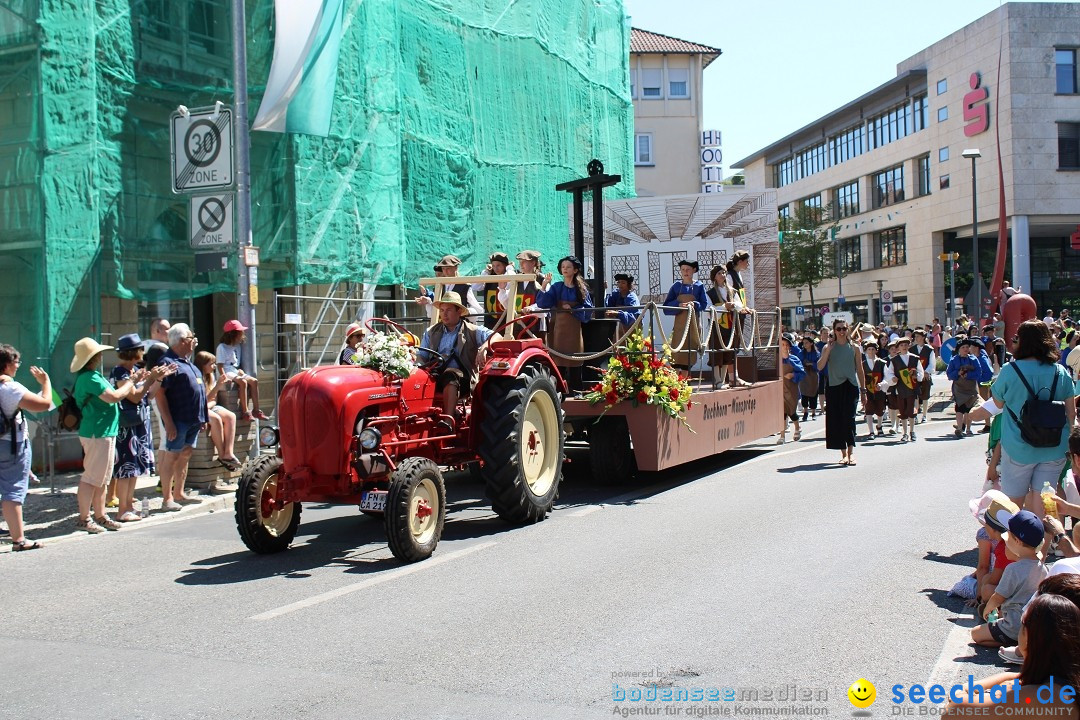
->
[[417, 291, 499, 433]]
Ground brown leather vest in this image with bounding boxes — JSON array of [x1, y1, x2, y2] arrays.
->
[[426, 320, 481, 384]]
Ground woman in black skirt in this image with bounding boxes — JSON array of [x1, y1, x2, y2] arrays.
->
[[816, 318, 867, 466]]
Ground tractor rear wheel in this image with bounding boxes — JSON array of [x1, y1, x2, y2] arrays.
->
[[479, 363, 564, 524], [588, 416, 637, 484], [235, 455, 301, 554], [384, 457, 446, 563]]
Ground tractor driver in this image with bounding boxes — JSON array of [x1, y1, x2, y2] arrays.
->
[[417, 291, 500, 433]]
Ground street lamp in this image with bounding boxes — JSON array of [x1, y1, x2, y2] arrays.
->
[[962, 148, 982, 322]]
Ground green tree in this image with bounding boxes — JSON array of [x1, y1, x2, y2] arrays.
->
[[779, 203, 839, 320]]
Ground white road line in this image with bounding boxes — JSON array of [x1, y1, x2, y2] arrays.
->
[[249, 541, 498, 621], [927, 620, 978, 690]]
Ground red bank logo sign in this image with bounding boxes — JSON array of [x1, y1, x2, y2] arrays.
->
[[963, 72, 990, 137]]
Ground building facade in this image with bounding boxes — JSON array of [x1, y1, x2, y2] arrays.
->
[[630, 28, 720, 197], [735, 2, 1080, 329]]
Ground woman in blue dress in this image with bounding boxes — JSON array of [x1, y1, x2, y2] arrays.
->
[[529, 255, 593, 390], [663, 259, 708, 369]]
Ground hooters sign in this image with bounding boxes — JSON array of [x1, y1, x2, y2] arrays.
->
[[964, 72, 990, 137]]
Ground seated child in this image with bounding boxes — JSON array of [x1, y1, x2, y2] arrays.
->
[[216, 319, 269, 421], [972, 509, 1048, 647], [970, 491, 1019, 611]]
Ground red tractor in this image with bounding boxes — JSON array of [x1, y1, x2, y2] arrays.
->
[[234, 317, 565, 563]]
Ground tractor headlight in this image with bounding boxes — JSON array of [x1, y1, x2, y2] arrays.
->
[[358, 427, 382, 451], [259, 426, 280, 447]]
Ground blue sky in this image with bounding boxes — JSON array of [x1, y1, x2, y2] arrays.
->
[[621, 0, 1070, 175]]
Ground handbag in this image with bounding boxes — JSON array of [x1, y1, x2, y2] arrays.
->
[[118, 401, 148, 429]]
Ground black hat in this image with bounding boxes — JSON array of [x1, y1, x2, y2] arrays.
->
[[731, 250, 750, 263], [558, 255, 583, 271], [116, 333, 144, 352], [489, 252, 511, 265], [678, 259, 699, 271], [614, 273, 634, 284]]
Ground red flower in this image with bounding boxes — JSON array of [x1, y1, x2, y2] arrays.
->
[[637, 391, 648, 404], [687, 401, 693, 409], [650, 360, 662, 370], [591, 384, 602, 393], [606, 392, 619, 405], [620, 357, 630, 368], [633, 361, 644, 371], [669, 387, 679, 400]]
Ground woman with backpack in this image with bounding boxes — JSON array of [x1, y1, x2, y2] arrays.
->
[[0, 344, 51, 550], [990, 320, 1076, 512]]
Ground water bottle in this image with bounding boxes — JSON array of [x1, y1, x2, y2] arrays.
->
[[140, 497, 150, 518], [987, 609, 999, 623]]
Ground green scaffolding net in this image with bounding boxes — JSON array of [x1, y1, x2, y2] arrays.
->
[[0, 0, 634, 379]]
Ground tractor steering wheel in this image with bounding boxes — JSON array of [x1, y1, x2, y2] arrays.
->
[[416, 346, 448, 370], [365, 317, 419, 346]]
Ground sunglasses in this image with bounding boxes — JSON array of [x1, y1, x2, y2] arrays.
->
[[835, 327, 848, 332]]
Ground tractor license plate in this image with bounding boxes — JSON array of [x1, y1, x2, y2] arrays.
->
[[360, 490, 388, 512]]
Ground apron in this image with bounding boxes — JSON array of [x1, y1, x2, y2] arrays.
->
[[783, 376, 799, 416], [551, 301, 584, 367], [671, 293, 701, 367], [798, 367, 819, 397], [952, 369, 979, 409]]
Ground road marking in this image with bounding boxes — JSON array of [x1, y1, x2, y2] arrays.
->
[[927, 620, 978, 691], [249, 541, 497, 621]]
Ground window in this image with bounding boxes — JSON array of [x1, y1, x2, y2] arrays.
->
[[868, 102, 914, 149], [917, 155, 931, 196], [668, 68, 689, 98], [937, 79, 947, 95], [1059, 122, 1080, 169], [641, 69, 662, 98], [875, 227, 906, 267], [1057, 50, 1078, 94], [773, 141, 829, 187], [635, 134, 653, 165], [802, 194, 822, 210], [938, 147, 949, 163], [940, 174, 950, 190], [833, 181, 859, 219], [937, 106, 948, 122], [839, 236, 861, 274], [872, 165, 904, 208], [913, 94, 928, 132], [778, 205, 790, 219], [829, 124, 866, 165], [188, 0, 223, 55], [629, 69, 636, 98]]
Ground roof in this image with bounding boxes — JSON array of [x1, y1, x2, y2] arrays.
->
[[731, 68, 928, 169], [630, 27, 721, 68]]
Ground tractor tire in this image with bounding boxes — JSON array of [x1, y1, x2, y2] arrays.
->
[[384, 457, 446, 563], [588, 416, 637, 484], [479, 363, 564, 524], [235, 455, 301, 554]]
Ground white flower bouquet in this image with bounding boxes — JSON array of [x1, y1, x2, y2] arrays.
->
[[354, 331, 417, 380]]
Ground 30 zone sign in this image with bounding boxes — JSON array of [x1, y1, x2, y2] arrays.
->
[[171, 106, 234, 194]]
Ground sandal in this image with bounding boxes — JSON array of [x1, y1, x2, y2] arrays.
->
[[252, 410, 270, 421], [239, 413, 253, 422], [12, 539, 43, 551], [118, 511, 141, 523], [218, 457, 241, 471], [793, 429, 801, 442]]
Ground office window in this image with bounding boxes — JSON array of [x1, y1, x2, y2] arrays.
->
[[937, 106, 948, 122], [833, 181, 859, 219], [938, 147, 949, 163], [641, 69, 662, 98], [629, 69, 636, 98], [668, 68, 689, 98], [188, 0, 223, 55], [802, 194, 822, 210], [778, 204, 790, 219], [868, 102, 914, 149], [635, 133, 653, 165], [872, 165, 904, 208], [829, 124, 866, 165], [875, 227, 907, 268], [917, 155, 931, 197], [839, 236, 861, 274], [913, 94, 929, 132], [1059, 122, 1080, 169], [937, 78, 947, 95], [939, 174, 950, 190], [1057, 49, 1078, 94]]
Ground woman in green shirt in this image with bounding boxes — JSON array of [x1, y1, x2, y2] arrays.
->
[[71, 338, 146, 534], [817, 319, 867, 466]]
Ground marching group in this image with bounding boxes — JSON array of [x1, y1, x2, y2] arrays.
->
[[0, 317, 269, 550]]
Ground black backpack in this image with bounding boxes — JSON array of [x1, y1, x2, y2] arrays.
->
[[0, 404, 19, 453], [57, 388, 82, 432], [1005, 362, 1067, 448]]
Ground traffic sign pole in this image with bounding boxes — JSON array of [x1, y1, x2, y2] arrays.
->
[[232, 0, 256, 376]]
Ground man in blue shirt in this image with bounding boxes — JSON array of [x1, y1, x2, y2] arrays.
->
[[418, 292, 498, 432], [153, 323, 207, 508]]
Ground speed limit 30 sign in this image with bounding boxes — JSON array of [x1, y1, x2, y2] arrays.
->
[[171, 106, 234, 194]]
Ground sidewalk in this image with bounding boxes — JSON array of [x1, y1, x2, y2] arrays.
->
[[1, 470, 238, 551]]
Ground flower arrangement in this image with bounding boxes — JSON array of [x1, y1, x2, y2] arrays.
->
[[353, 331, 417, 380], [581, 328, 694, 430]]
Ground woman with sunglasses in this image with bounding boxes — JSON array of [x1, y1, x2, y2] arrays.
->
[[817, 318, 867, 466]]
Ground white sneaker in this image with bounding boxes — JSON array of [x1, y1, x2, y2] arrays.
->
[[998, 646, 1023, 665]]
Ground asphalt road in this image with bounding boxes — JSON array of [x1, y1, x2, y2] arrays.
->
[[1, 412, 1001, 719]]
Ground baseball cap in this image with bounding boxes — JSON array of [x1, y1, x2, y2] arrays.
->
[[1003, 510, 1045, 549], [223, 319, 248, 333]]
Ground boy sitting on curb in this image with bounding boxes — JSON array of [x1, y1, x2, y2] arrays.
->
[[972, 509, 1048, 647], [970, 492, 1019, 614]]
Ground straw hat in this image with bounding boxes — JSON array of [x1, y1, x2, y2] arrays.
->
[[71, 337, 114, 373], [434, 291, 468, 311]]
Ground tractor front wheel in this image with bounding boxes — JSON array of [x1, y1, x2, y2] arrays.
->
[[479, 364, 564, 524], [384, 457, 446, 563], [235, 455, 301, 554]]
